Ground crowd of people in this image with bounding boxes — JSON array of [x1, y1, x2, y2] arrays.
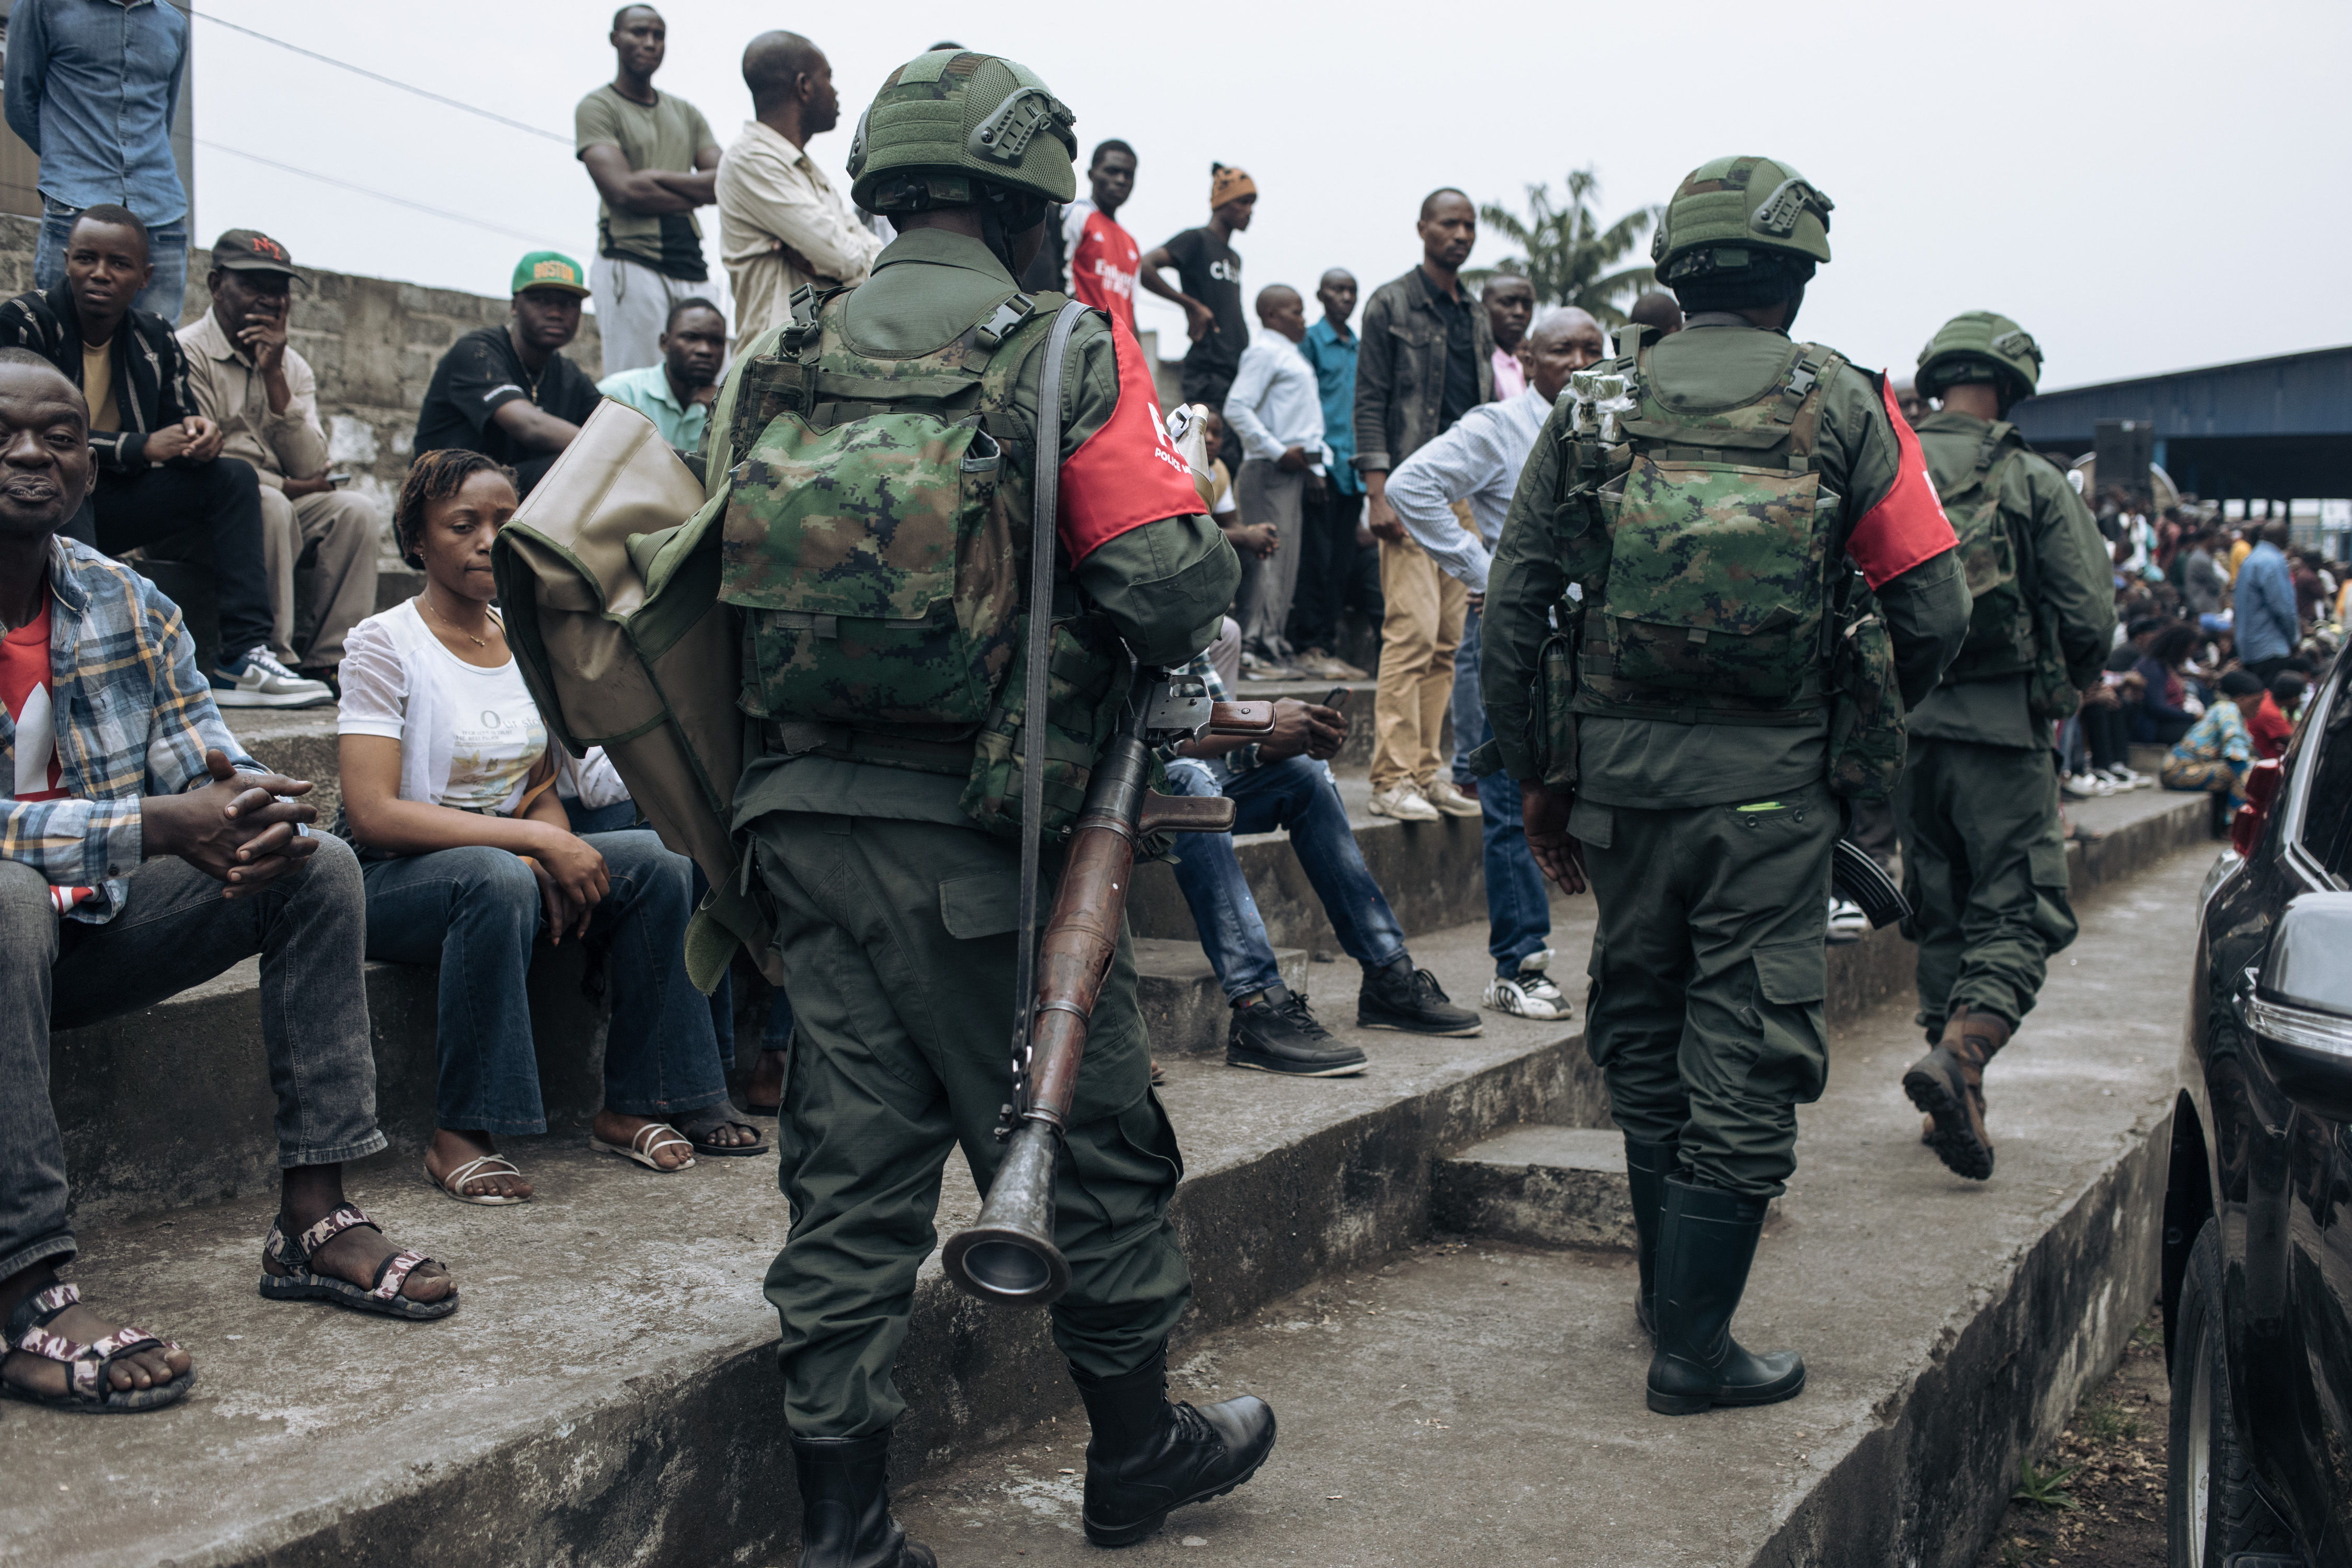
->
[[3, 8, 2349, 1563]]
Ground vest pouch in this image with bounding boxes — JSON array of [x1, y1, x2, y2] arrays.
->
[[1939, 445, 2037, 684], [722, 411, 1016, 729], [1594, 455, 1827, 706], [1826, 596, 1906, 800], [1534, 629, 1579, 790], [959, 612, 1128, 839]]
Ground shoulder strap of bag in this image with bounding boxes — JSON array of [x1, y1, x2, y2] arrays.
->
[[1010, 299, 1091, 1113]]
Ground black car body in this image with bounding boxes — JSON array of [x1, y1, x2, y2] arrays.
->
[[2165, 644, 2352, 1567]]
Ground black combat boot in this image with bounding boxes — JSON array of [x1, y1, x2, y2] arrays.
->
[[1645, 1178, 1805, 1416], [1624, 1137, 1680, 1339], [1904, 1004, 2010, 1181], [789, 1433, 936, 1568], [1356, 954, 1482, 1036], [1226, 984, 1368, 1077], [1071, 1348, 1277, 1547]]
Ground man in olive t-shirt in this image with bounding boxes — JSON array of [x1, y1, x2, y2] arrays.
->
[[575, 5, 723, 376]]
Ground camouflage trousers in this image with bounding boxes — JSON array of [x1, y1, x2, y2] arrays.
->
[[747, 811, 1192, 1438], [1896, 738, 2078, 1037], [1573, 780, 1836, 1199]]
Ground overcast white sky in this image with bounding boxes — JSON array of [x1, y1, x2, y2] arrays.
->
[[188, 0, 2351, 393]]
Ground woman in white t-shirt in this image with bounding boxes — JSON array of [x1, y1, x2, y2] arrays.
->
[[338, 451, 760, 1205]]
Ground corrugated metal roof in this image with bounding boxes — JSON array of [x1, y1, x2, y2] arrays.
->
[[2011, 344, 2352, 443]]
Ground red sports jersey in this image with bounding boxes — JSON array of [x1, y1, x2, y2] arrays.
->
[[1063, 201, 1139, 334], [1058, 315, 1203, 561], [1, 598, 94, 912], [1847, 375, 1960, 589]]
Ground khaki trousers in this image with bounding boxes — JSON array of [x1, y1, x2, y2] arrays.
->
[[1370, 529, 1466, 791], [260, 486, 381, 670]]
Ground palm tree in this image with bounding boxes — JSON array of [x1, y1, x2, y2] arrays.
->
[[1472, 169, 1659, 327]]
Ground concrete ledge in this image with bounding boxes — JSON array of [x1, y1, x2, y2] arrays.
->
[[1432, 1125, 1635, 1249]]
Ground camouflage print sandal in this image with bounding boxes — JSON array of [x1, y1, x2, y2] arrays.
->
[[259, 1204, 458, 1321], [2, 1283, 195, 1413]]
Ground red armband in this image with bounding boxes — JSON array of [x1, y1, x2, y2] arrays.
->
[[1055, 314, 1204, 562], [1847, 377, 1958, 589]]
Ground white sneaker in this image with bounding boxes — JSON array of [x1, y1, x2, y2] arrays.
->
[[1368, 785, 1440, 822], [1484, 950, 1569, 1020], [1238, 651, 1299, 682], [1827, 897, 1868, 944], [2067, 772, 2116, 798], [210, 645, 333, 708], [1424, 779, 1483, 818], [2100, 765, 2151, 790]]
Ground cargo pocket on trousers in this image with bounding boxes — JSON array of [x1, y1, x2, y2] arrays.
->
[[1065, 1090, 1187, 1245], [2027, 838, 2080, 953], [939, 873, 1019, 939], [1747, 940, 1829, 1104]]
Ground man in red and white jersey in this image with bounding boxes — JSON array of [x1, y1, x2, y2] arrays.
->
[[1061, 138, 1142, 333]]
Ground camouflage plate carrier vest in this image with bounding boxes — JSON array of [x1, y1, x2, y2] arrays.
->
[[1549, 327, 1907, 797], [717, 284, 1127, 836], [1923, 419, 2077, 721]]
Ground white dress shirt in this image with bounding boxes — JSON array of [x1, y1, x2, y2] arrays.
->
[[1221, 334, 1327, 472], [1385, 385, 1557, 594]]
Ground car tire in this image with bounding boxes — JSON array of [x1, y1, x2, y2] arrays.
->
[[2167, 1219, 2292, 1565]]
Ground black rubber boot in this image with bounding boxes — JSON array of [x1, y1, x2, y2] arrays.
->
[[789, 1433, 937, 1568], [1072, 1348, 1277, 1547], [1645, 1178, 1805, 1416], [1356, 954, 1482, 1036], [1227, 984, 1367, 1076], [1624, 1138, 1679, 1339]]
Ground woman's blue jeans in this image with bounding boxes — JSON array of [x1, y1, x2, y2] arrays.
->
[[361, 831, 730, 1134]]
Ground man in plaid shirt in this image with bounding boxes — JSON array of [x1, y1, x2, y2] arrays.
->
[[1157, 621, 1478, 1075], [0, 352, 452, 1415]]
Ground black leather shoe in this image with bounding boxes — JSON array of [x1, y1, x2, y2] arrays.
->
[[789, 1433, 937, 1567], [1356, 955, 1481, 1036], [1624, 1137, 1679, 1339], [1645, 1178, 1805, 1416], [1227, 984, 1367, 1076], [1073, 1348, 1277, 1547]]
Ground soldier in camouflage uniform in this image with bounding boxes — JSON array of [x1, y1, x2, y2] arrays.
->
[[1482, 156, 1970, 1415], [1898, 313, 2115, 1182], [711, 51, 1272, 1565]]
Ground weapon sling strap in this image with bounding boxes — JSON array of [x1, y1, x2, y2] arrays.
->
[[1010, 300, 1092, 1119]]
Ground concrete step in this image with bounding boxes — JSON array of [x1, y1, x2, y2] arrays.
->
[[1131, 938, 1307, 1059], [1432, 1125, 1639, 1250], [878, 839, 2218, 1568]]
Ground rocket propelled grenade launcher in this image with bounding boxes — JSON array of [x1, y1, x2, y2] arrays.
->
[[941, 668, 1273, 1307]]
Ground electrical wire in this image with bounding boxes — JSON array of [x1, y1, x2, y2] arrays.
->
[[189, 10, 572, 146], [194, 140, 555, 245]]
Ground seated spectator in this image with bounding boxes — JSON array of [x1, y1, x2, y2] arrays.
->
[[2130, 622, 2201, 744], [595, 296, 725, 458], [1198, 407, 1270, 563], [1159, 620, 1478, 1076], [1225, 284, 1328, 679], [337, 451, 760, 1205], [412, 252, 602, 498], [2247, 671, 2305, 760], [2180, 527, 2226, 617], [0, 352, 451, 1416], [0, 206, 330, 708], [179, 229, 381, 683], [2161, 668, 2263, 815]]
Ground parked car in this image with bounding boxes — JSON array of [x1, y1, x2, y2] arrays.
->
[[2165, 643, 2352, 1567]]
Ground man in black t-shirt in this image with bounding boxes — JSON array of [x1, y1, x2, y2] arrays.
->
[[1142, 163, 1256, 411], [413, 252, 603, 496]]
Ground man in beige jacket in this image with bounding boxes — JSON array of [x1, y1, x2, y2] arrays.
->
[[177, 229, 378, 677], [715, 30, 882, 346]]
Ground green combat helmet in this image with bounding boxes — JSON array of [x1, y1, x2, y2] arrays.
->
[[847, 50, 1077, 213], [1916, 312, 2044, 405], [1651, 155, 1834, 287]]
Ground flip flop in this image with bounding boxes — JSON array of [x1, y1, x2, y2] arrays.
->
[[425, 1154, 530, 1206], [258, 1205, 457, 1321], [590, 1121, 696, 1171], [676, 1107, 769, 1156]]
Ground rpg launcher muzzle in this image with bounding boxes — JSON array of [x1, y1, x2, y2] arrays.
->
[[941, 667, 1273, 1307]]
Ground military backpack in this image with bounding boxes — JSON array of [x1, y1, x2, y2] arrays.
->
[[1922, 419, 2080, 721]]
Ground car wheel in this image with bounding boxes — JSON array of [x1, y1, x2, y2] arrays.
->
[[2167, 1219, 2292, 1565]]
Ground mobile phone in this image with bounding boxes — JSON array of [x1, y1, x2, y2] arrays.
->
[[328, 472, 352, 488], [1323, 687, 1350, 709]]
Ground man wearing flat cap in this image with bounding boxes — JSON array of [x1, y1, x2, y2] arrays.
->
[[179, 230, 381, 680]]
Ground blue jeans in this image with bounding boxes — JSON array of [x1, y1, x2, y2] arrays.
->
[[1454, 605, 1552, 975], [38, 199, 188, 321], [1162, 754, 1407, 999], [361, 830, 730, 1133]]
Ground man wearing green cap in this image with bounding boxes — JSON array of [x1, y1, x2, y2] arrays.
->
[[709, 49, 1272, 1565], [1483, 155, 1970, 1417], [1898, 313, 2114, 1183], [411, 252, 602, 495]]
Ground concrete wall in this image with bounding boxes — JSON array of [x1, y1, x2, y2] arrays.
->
[[0, 213, 602, 531]]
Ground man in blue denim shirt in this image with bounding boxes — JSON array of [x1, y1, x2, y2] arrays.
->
[[1287, 269, 1374, 681], [5, 0, 191, 320], [1159, 621, 1478, 1076]]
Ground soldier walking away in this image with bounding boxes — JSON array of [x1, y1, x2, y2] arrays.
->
[[1481, 156, 1969, 1416], [713, 50, 1273, 1564], [1899, 313, 2115, 1181]]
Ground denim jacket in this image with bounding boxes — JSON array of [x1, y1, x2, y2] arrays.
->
[[1351, 265, 1495, 475]]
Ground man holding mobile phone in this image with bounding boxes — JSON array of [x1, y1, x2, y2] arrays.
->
[[179, 230, 382, 681]]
